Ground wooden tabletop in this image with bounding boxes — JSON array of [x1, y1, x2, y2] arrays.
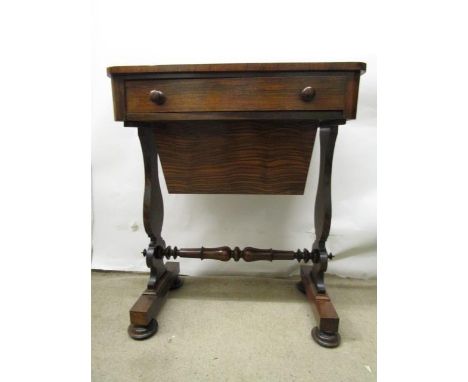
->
[[107, 62, 366, 76]]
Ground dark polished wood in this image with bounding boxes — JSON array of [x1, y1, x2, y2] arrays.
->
[[314, 126, 338, 246], [124, 111, 345, 122], [152, 121, 318, 194], [126, 76, 346, 113], [108, 62, 365, 346], [128, 262, 180, 340], [310, 126, 339, 293], [300, 86, 316, 102], [149, 89, 166, 105], [109, 62, 364, 121], [129, 129, 185, 340], [152, 245, 317, 262], [301, 265, 340, 348], [138, 128, 165, 246], [107, 62, 366, 75]]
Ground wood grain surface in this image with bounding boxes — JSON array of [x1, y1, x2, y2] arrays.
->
[[125, 76, 346, 113], [107, 62, 366, 344], [124, 111, 345, 122], [108, 62, 366, 75], [150, 121, 318, 194]]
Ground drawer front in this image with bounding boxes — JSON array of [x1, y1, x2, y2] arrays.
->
[[125, 76, 346, 113]]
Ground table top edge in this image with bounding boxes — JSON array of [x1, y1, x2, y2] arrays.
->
[[107, 62, 366, 77]]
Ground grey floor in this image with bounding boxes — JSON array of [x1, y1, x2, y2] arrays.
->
[[92, 271, 376, 382]]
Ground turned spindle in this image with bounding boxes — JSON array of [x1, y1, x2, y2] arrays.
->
[[150, 245, 317, 263]]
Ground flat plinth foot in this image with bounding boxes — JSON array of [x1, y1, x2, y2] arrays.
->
[[170, 276, 184, 290], [128, 319, 158, 340], [128, 262, 180, 340], [311, 327, 340, 348], [296, 281, 305, 294], [301, 265, 341, 347]]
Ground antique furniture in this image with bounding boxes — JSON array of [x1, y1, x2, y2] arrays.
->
[[107, 62, 366, 348]]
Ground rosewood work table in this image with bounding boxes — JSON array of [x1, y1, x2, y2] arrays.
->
[[108, 62, 366, 348]]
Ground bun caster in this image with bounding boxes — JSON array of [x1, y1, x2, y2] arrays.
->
[[311, 326, 340, 348], [170, 276, 184, 290], [296, 281, 305, 294], [128, 319, 158, 340]]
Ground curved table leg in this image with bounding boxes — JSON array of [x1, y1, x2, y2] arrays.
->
[[127, 128, 184, 340], [299, 125, 341, 347]]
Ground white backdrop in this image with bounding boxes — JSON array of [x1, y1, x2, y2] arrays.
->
[[91, 1, 376, 278]]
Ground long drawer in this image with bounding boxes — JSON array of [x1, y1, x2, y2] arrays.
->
[[125, 75, 347, 113]]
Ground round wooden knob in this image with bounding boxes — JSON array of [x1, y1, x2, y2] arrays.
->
[[149, 90, 166, 105], [300, 86, 316, 102]]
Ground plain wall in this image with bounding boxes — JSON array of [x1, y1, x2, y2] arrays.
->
[[91, 0, 376, 278]]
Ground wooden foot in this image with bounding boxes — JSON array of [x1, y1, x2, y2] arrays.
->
[[128, 262, 180, 340], [311, 327, 341, 348], [128, 319, 158, 340], [170, 276, 184, 290], [296, 280, 305, 294], [300, 265, 340, 348]]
